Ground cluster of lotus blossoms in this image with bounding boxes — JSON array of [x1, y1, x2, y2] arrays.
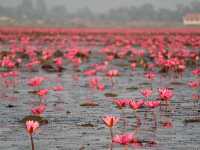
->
[[25, 76, 64, 150], [188, 68, 200, 101], [102, 87, 173, 149]]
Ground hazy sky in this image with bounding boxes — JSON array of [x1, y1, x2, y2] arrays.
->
[[0, 0, 193, 13]]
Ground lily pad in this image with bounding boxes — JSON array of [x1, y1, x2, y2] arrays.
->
[[184, 118, 200, 124], [80, 100, 99, 107], [28, 90, 38, 94], [126, 86, 139, 91], [13, 90, 20, 94], [117, 63, 129, 67], [78, 123, 96, 128], [139, 82, 151, 86], [6, 104, 16, 108], [104, 93, 118, 97], [21, 115, 48, 125], [170, 82, 185, 85], [41, 64, 56, 72]]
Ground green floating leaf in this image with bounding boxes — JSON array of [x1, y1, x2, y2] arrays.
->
[[80, 100, 99, 107], [78, 123, 96, 128], [28, 90, 38, 94], [184, 118, 200, 124], [104, 93, 118, 97], [13, 90, 20, 94], [170, 82, 185, 86], [117, 63, 129, 67], [126, 86, 139, 91], [21, 115, 48, 125], [139, 82, 151, 86]]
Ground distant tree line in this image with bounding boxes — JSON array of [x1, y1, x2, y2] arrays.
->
[[0, 0, 200, 22]]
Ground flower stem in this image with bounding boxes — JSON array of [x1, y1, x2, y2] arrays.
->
[[30, 135, 35, 150], [109, 128, 113, 139]]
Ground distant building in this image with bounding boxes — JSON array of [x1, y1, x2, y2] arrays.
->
[[0, 16, 15, 24], [183, 13, 200, 25], [0, 16, 12, 21]]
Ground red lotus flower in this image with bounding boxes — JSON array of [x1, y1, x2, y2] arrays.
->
[[54, 57, 63, 67], [93, 61, 108, 71], [26, 120, 39, 135], [42, 50, 53, 60], [158, 88, 173, 101], [112, 133, 134, 145], [140, 88, 153, 98], [83, 69, 96, 76], [162, 121, 173, 128], [192, 68, 200, 76], [97, 83, 105, 91], [89, 78, 99, 88], [144, 101, 160, 108], [52, 85, 64, 91], [26, 60, 40, 70], [130, 63, 136, 71], [188, 80, 200, 89], [31, 104, 46, 115], [89, 78, 105, 91], [28, 76, 45, 87], [192, 94, 200, 101], [1, 57, 15, 68], [144, 72, 156, 80], [129, 100, 144, 110], [26, 120, 39, 150], [107, 69, 119, 78], [113, 99, 130, 109], [37, 89, 49, 97], [102, 115, 119, 128]]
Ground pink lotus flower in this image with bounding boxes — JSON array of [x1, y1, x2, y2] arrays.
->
[[1, 57, 15, 68], [188, 80, 200, 89], [54, 57, 63, 67], [112, 133, 134, 145], [26, 120, 39, 135], [192, 94, 200, 101], [89, 78, 105, 91], [28, 76, 45, 87], [102, 115, 119, 128], [93, 61, 108, 71], [31, 104, 46, 115], [129, 100, 144, 110], [37, 89, 49, 97], [113, 99, 131, 109], [107, 69, 119, 78], [26, 60, 40, 70], [51, 85, 64, 91], [83, 69, 96, 76], [130, 63, 136, 71], [158, 88, 173, 101], [144, 72, 156, 80], [42, 50, 53, 60], [97, 83, 105, 91], [26, 120, 40, 150], [89, 78, 99, 88], [192, 68, 200, 76], [140, 88, 153, 98], [162, 121, 173, 128], [144, 101, 160, 108]]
